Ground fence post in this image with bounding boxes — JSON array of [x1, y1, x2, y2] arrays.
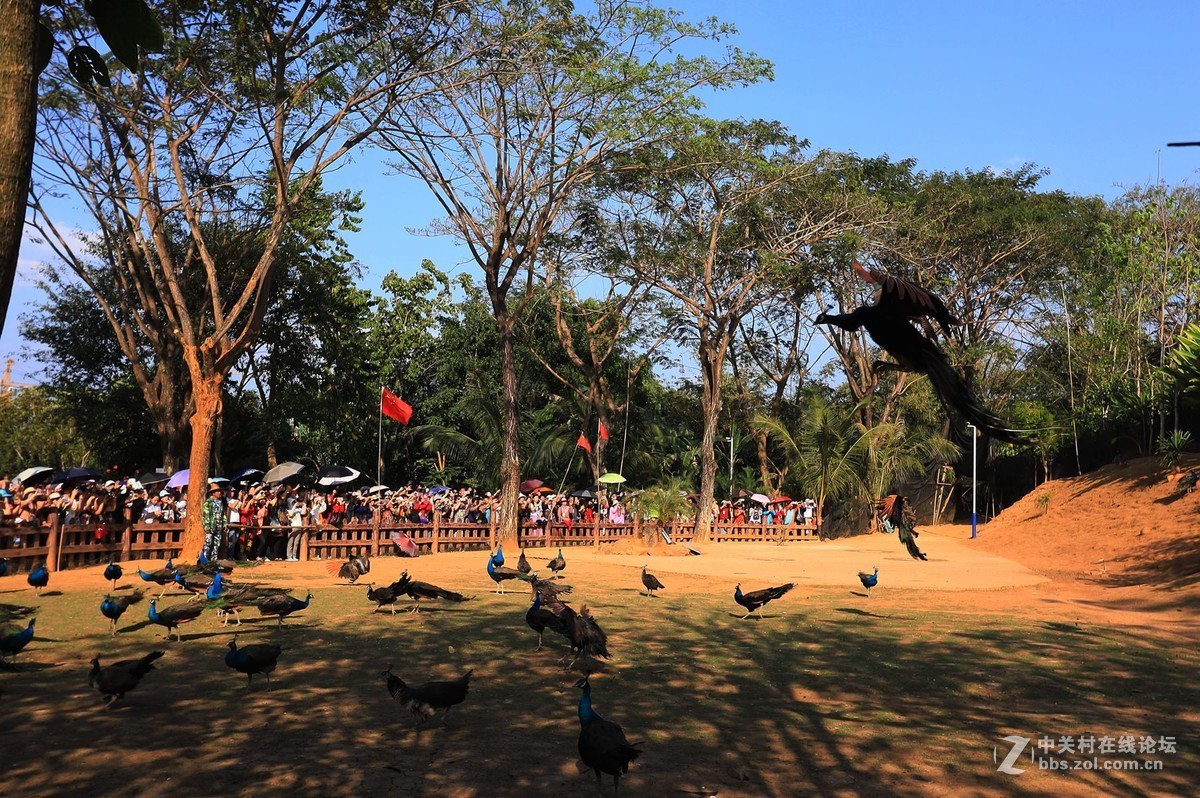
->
[[593, 516, 601, 547], [121, 511, 134, 561], [432, 513, 441, 554], [370, 506, 381, 557], [46, 511, 62, 572], [300, 525, 311, 561]]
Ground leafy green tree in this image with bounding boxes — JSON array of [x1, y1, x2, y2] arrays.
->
[[0, 387, 90, 473], [372, 0, 771, 542]]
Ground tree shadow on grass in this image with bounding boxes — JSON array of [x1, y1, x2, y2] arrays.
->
[[1, 584, 1197, 797]]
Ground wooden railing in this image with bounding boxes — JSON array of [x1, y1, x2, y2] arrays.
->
[[0, 514, 817, 575]]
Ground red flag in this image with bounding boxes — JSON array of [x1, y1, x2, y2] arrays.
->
[[381, 388, 413, 425], [576, 433, 592, 453], [598, 421, 609, 441]]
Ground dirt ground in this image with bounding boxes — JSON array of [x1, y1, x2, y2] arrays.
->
[[1, 456, 1197, 797]]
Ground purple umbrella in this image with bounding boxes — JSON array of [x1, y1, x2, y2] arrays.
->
[[166, 469, 190, 489]]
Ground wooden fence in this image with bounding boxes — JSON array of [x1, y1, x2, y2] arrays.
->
[[0, 513, 817, 575]]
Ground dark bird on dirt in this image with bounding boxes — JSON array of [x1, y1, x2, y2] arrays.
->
[[0, 617, 35, 661], [254, 591, 312, 626], [558, 602, 610, 670], [27, 563, 48, 595], [183, 553, 235, 576], [487, 555, 536, 594], [148, 598, 204, 641], [100, 590, 144, 635], [380, 664, 473, 724], [491, 545, 505, 567], [575, 674, 642, 796], [103, 558, 122, 588], [815, 260, 1032, 445], [858, 567, 879, 598], [526, 593, 570, 650], [327, 553, 371, 583], [548, 548, 567, 574], [225, 638, 283, 690], [640, 565, 664, 598], [517, 550, 532, 574], [89, 650, 163, 706], [205, 583, 287, 627], [366, 582, 403, 615], [733, 582, 794, 620], [392, 571, 474, 613], [136, 564, 178, 597], [532, 576, 573, 602]]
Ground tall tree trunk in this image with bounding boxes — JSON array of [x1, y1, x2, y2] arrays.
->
[[495, 305, 521, 544], [180, 351, 223, 559], [694, 342, 723, 542], [0, 0, 38, 338]]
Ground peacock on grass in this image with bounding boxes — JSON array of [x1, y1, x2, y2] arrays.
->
[[733, 582, 794, 620], [100, 590, 144, 635], [225, 638, 283, 690], [103, 558, 123, 588], [89, 651, 163, 707], [0, 617, 35, 662], [858, 567, 879, 597], [148, 598, 204, 642], [640, 566, 664, 598], [487, 555, 536, 594], [27, 564, 48, 595], [380, 664, 473, 726], [575, 674, 642, 796]]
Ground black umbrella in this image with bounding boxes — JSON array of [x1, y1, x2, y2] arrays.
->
[[230, 467, 264, 484], [263, 461, 306, 484], [137, 471, 171, 486], [317, 465, 363, 486], [570, 489, 597, 499], [51, 467, 104, 486]]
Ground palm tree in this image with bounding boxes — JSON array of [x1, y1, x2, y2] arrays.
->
[[756, 396, 880, 538]]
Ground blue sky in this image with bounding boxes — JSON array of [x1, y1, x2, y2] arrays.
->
[[5, 1, 1198, 384]]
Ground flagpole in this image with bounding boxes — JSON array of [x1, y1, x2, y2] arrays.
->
[[377, 385, 384, 486], [558, 447, 579, 496]]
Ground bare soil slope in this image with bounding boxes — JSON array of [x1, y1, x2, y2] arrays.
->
[[968, 453, 1200, 598]]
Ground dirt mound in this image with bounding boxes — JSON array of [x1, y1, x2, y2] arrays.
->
[[598, 537, 701, 557], [971, 454, 1200, 590]]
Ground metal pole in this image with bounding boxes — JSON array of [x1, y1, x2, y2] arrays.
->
[[727, 435, 734, 500], [968, 423, 977, 539]]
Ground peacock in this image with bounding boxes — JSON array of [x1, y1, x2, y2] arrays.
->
[[380, 664, 473, 725], [733, 582, 794, 620], [548, 548, 566, 574], [225, 638, 283, 690], [366, 582, 403, 615], [0, 557, 8, 577], [491, 545, 505, 567], [532, 576, 573, 603], [27, 564, 48, 595], [517, 550, 532, 575], [253, 591, 312, 626], [103, 558, 123, 588], [327, 553, 371, 583], [89, 650, 163, 706], [640, 566, 664, 598], [392, 571, 474, 613], [487, 555, 536, 594], [100, 590, 144, 635], [0, 617, 35, 662], [148, 598, 204, 641], [541, 593, 610, 670], [575, 674, 642, 796], [858, 567, 879, 598], [205, 583, 288, 627], [526, 593, 570, 651], [172, 569, 218, 599], [136, 564, 178, 598]]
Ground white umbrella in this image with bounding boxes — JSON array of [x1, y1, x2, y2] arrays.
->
[[750, 493, 771, 504], [15, 466, 54, 485], [263, 461, 306, 484]]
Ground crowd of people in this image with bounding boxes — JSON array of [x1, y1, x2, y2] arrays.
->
[[1, 472, 819, 560]]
